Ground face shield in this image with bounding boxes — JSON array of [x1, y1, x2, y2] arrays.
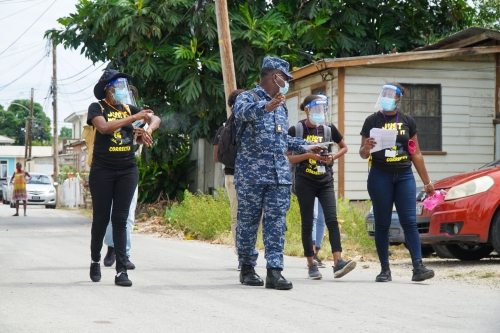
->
[[375, 84, 402, 112], [306, 98, 328, 127], [107, 78, 136, 105]]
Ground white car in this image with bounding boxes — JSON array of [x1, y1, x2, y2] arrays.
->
[[3, 173, 58, 209]]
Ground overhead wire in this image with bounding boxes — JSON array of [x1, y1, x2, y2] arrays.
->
[[0, 0, 57, 57], [0, 54, 48, 91], [0, 0, 49, 20]]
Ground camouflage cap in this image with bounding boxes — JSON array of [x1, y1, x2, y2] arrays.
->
[[262, 56, 293, 80]]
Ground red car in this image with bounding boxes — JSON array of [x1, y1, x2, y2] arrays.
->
[[417, 160, 500, 260]]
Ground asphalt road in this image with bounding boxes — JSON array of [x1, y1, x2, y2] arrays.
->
[[0, 204, 499, 333]]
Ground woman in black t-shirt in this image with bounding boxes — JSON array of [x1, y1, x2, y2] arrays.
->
[[360, 82, 435, 283], [287, 95, 356, 280], [87, 70, 160, 287]]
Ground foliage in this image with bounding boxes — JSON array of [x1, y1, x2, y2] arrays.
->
[[59, 127, 72, 139], [0, 100, 52, 146], [472, 0, 500, 30], [166, 190, 376, 258], [137, 134, 195, 204]]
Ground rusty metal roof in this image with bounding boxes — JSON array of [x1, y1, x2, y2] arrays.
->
[[414, 27, 500, 51]]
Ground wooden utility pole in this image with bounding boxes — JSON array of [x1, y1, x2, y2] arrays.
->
[[28, 88, 34, 160], [24, 119, 28, 168], [214, 0, 237, 118], [52, 41, 59, 177]]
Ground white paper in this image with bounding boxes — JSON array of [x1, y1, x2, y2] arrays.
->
[[369, 128, 397, 153], [300, 142, 335, 151]]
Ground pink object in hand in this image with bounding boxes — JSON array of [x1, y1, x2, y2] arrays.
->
[[423, 190, 447, 211], [408, 139, 416, 155]]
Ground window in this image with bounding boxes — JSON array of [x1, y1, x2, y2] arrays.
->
[[0, 161, 7, 179], [400, 84, 442, 151], [311, 84, 326, 96]]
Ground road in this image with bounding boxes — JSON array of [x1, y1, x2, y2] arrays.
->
[[0, 204, 499, 333]]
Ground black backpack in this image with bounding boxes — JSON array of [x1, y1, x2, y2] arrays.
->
[[216, 90, 260, 169]]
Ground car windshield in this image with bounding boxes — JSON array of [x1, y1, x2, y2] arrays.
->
[[478, 160, 500, 169], [27, 175, 51, 185]]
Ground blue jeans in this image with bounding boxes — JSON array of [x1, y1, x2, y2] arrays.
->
[[312, 198, 326, 250], [104, 187, 138, 257], [367, 167, 422, 265]]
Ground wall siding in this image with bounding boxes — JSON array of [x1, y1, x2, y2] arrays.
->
[[343, 55, 496, 200]]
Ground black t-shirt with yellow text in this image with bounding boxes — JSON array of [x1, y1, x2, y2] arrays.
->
[[87, 101, 141, 169], [360, 111, 418, 173], [288, 120, 343, 187]]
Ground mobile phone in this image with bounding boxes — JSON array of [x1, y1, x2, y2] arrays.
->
[[132, 120, 146, 128]]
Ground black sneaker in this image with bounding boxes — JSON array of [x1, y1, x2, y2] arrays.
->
[[308, 263, 323, 280], [412, 260, 435, 282], [313, 254, 326, 268], [265, 269, 293, 290], [375, 264, 392, 282], [125, 258, 136, 270], [333, 259, 356, 278], [240, 264, 264, 286], [115, 272, 132, 287], [90, 263, 101, 282], [103, 246, 115, 267]]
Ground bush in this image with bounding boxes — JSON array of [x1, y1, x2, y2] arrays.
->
[[165, 189, 377, 259]]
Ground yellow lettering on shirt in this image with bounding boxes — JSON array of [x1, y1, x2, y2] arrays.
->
[[381, 122, 406, 135], [109, 146, 131, 152]]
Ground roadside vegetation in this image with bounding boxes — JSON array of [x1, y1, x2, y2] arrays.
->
[[160, 189, 377, 261]]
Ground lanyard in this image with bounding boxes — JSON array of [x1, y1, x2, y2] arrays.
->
[[381, 111, 398, 130]]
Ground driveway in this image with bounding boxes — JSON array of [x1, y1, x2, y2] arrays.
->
[[0, 204, 498, 333]]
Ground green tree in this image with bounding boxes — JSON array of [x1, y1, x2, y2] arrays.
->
[[45, 0, 495, 201], [0, 100, 52, 146], [59, 126, 72, 139]]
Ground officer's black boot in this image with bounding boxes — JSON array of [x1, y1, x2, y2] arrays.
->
[[265, 268, 293, 290], [412, 260, 435, 282], [240, 264, 264, 286], [375, 263, 392, 282]]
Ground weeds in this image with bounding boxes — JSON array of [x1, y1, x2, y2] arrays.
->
[[165, 189, 378, 260]]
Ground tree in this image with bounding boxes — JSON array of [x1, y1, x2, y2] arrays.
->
[[59, 127, 72, 139], [0, 100, 52, 146], [45, 0, 496, 201]]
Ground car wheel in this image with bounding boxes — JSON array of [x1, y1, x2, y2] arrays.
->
[[421, 245, 435, 258], [431, 244, 456, 259], [490, 211, 500, 255], [444, 244, 494, 261], [10, 201, 15, 208]]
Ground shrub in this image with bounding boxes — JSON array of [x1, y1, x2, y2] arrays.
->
[[164, 189, 377, 259]]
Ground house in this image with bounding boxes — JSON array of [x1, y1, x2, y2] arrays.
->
[[287, 27, 500, 200], [64, 110, 87, 140], [63, 110, 89, 172], [0, 146, 54, 178], [0, 135, 14, 146]]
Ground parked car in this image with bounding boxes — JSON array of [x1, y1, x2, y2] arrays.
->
[[0, 180, 6, 200], [417, 160, 500, 261], [364, 198, 437, 258], [3, 173, 58, 209]]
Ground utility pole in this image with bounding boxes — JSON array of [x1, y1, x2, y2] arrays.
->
[[52, 41, 58, 178], [28, 88, 34, 160], [24, 119, 28, 169], [214, 0, 237, 119]]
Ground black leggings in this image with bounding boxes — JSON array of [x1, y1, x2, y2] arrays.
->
[[89, 164, 138, 273], [295, 178, 342, 257]]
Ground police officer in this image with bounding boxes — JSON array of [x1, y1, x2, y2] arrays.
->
[[233, 56, 311, 290]]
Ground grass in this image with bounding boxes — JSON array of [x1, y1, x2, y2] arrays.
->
[[165, 189, 378, 261]]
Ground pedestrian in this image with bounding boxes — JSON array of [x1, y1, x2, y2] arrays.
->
[[287, 94, 354, 280], [233, 56, 313, 290], [87, 69, 160, 287], [9, 162, 31, 217], [359, 82, 435, 282], [311, 198, 326, 268], [213, 88, 246, 270], [101, 85, 159, 270]]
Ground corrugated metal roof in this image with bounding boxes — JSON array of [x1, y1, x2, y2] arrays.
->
[[414, 27, 500, 51]]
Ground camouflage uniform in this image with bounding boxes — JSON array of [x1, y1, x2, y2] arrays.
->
[[233, 59, 309, 269]]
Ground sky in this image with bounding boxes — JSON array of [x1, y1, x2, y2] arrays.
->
[[0, 0, 107, 135]]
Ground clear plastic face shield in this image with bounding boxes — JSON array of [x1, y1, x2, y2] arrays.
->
[[306, 97, 329, 127], [375, 84, 402, 112], [106, 78, 136, 105]]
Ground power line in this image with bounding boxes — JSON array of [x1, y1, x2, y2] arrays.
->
[[0, 0, 49, 20], [0, 0, 57, 57], [0, 54, 48, 91]]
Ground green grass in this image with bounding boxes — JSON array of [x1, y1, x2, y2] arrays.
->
[[165, 189, 378, 260]]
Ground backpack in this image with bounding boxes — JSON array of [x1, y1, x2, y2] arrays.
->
[[82, 102, 105, 167], [290, 122, 331, 193], [216, 90, 260, 169]]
